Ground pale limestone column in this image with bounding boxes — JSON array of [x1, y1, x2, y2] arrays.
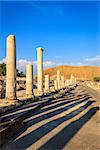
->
[[74, 77, 76, 85], [65, 80, 67, 87], [54, 80, 58, 90], [6, 35, 16, 99], [26, 64, 33, 97], [65, 80, 69, 87], [57, 70, 60, 89], [36, 47, 44, 96], [61, 76, 64, 89], [70, 74, 75, 85], [44, 74, 50, 93]]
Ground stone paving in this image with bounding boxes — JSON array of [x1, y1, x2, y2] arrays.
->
[[1, 85, 100, 150]]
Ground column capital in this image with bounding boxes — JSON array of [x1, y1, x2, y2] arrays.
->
[[27, 64, 33, 68], [45, 74, 49, 78], [7, 35, 15, 40], [36, 47, 44, 51], [57, 70, 60, 74]]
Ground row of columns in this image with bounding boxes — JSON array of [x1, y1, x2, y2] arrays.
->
[[6, 35, 47, 99], [5, 35, 76, 100]]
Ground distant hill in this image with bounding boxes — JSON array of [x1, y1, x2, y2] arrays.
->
[[43, 65, 100, 80]]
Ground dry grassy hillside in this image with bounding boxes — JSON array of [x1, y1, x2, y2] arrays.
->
[[44, 66, 100, 80]]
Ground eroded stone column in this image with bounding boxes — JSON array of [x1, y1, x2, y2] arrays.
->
[[54, 80, 58, 91], [26, 64, 33, 97], [44, 74, 50, 93], [36, 47, 44, 96], [6, 35, 16, 99], [65, 80, 67, 87], [61, 76, 64, 89], [65, 79, 70, 87], [57, 70, 60, 89]]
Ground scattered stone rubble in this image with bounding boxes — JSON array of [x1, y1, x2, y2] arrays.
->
[[85, 81, 100, 92]]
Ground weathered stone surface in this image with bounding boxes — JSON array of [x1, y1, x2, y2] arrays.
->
[[26, 64, 33, 97], [61, 75, 65, 89], [36, 47, 44, 96], [44, 74, 50, 93], [54, 80, 58, 90], [6, 35, 16, 100], [57, 70, 61, 89]]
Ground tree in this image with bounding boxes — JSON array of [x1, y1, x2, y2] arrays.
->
[[0, 63, 6, 76], [93, 77, 100, 82], [17, 71, 25, 77], [16, 69, 25, 77], [0, 63, 25, 77]]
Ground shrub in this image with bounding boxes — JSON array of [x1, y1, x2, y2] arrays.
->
[[93, 77, 100, 82], [0, 63, 25, 77], [0, 63, 6, 76]]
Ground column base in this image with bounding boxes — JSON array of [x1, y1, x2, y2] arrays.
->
[[37, 91, 43, 96], [26, 94, 34, 99], [44, 90, 50, 93], [5, 96, 17, 101]]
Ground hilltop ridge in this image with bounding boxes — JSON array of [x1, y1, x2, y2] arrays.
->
[[44, 65, 100, 80]]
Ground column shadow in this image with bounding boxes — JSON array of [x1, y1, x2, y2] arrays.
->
[[11, 100, 98, 149], [39, 107, 99, 150]]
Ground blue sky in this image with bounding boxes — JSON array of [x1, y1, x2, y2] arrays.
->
[[0, 1, 100, 71]]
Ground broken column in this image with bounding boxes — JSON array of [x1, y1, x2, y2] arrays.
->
[[36, 47, 44, 96], [6, 35, 16, 99], [57, 70, 60, 89], [26, 64, 33, 97], [54, 80, 58, 91], [44, 74, 50, 93]]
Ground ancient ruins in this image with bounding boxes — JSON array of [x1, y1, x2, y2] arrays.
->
[[3, 35, 77, 100], [0, 35, 100, 150]]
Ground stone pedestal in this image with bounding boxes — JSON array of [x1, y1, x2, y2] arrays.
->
[[6, 35, 16, 100], [44, 74, 50, 93], [36, 47, 44, 96], [54, 80, 58, 90], [26, 64, 33, 97], [57, 70, 60, 89]]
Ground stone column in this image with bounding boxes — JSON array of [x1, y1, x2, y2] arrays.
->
[[54, 80, 58, 91], [26, 64, 33, 97], [70, 74, 74, 86], [61, 76, 64, 89], [57, 70, 60, 89], [65, 80, 67, 87], [6, 35, 16, 99], [67, 80, 70, 87], [44, 74, 50, 93], [36, 47, 44, 96]]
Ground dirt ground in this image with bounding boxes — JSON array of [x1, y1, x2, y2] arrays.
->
[[1, 84, 100, 150]]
